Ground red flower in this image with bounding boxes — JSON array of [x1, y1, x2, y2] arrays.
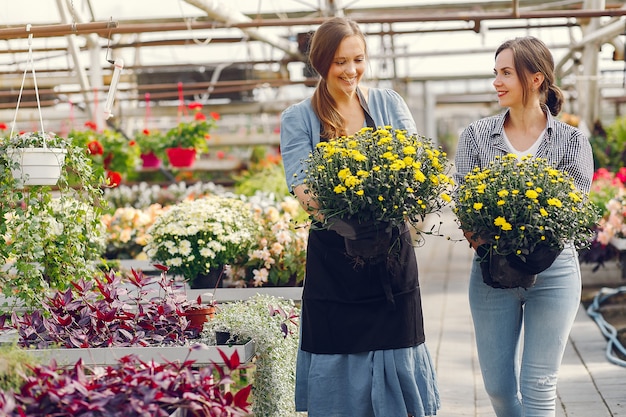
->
[[142, 129, 150, 135], [0, 122, 7, 130], [106, 171, 122, 187], [84, 121, 97, 131], [103, 153, 113, 169], [194, 112, 206, 121], [188, 102, 203, 110], [87, 140, 104, 155], [216, 150, 225, 160], [210, 112, 220, 120], [129, 140, 137, 146]]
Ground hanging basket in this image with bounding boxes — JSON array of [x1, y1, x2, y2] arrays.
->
[[6, 147, 67, 187], [140, 152, 162, 168], [5, 32, 67, 188], [166, 147, 196, 168], [610, 237, 626, 251]]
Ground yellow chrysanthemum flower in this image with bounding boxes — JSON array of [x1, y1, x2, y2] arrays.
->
[[525, 189, 539, 199], [547, 198, 562, 207], [337, 168, 351, 180]]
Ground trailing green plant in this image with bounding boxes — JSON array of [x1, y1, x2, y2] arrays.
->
[[234, 159, 291, 198], [0, 130, 68, 148], [0, 342, 39, 392], [202, 294, 300, 417], [0, 133, 107, 308]]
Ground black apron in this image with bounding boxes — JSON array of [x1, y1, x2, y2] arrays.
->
[[300, 88, 425, 354]]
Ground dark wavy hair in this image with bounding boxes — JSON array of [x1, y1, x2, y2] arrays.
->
[[496, 36, 564, 116]]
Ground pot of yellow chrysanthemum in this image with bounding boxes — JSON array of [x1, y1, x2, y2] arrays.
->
[[303, 126, 454, 260], [454, 154, 599, 289]]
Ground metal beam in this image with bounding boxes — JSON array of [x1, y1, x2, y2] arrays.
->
[[54, 0, 95, 123], [182, 0, 303, 60], [0, 21, 117, 40]]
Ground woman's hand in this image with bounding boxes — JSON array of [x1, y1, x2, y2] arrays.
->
[[293, 184, 322, 221], [463, 230, 486, 251]]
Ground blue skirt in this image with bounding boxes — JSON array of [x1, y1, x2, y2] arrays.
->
[[295, 343, 440, 416]]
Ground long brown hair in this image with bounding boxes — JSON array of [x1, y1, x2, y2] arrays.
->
[[495, 36, 564, 116], [308, 17, 367, 139]]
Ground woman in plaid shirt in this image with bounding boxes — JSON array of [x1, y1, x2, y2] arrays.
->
[[453, 36, 593, 417]]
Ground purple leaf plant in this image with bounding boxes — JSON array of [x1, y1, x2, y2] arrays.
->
[[0, 348, 251, 416], [5, 266, 204, 349]]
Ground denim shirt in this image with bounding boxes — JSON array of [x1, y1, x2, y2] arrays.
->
[[280, 87, 417, 192]]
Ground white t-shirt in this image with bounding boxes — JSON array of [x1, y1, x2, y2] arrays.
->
[[502, 128, 546, 158]]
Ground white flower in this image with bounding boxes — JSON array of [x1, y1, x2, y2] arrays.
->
[[270, 242, 284, 255], [179, 239, 192, 256], [273, 228, 292, 245], [145, 195, 260, 282], [252, 268, 269, 286], [168, 257, 182, 267]]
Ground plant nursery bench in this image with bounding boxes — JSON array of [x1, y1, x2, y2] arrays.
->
[[0, 329, 256, 367]]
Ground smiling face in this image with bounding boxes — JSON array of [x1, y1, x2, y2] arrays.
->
[[493, 48, 524, 109], [325, 35, 366, 98]]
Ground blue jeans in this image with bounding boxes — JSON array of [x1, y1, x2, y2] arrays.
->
[[469, 245, 581, 417]]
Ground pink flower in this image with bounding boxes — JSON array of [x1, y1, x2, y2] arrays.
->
[[593, 168, 612, 181], [616, 167, 626, 184]]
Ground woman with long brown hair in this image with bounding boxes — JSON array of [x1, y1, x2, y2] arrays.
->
[[280, 16, 440, 417]]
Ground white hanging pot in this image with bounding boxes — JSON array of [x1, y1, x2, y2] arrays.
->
[[610, 236, 626, 251], [4, 31, 68, 188], [6, 147, 67, 187]]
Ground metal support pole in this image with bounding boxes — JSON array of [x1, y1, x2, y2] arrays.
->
[[578, 0, 604, 132]]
